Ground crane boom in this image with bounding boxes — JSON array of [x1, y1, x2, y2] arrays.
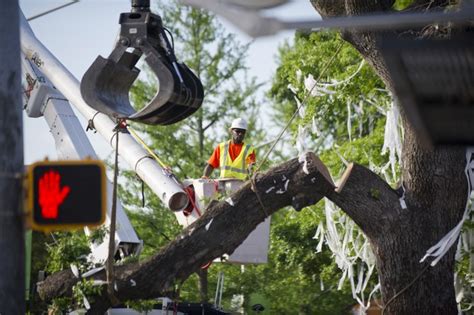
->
[[19, 10, 189, 212]]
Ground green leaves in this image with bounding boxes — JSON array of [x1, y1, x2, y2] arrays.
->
[[392, 0, 415, 11], [270, 31, 389, 150], [263, 29, 392, 312], [45, 231, 91, 274]]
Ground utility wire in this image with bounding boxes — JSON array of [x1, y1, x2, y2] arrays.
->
[[256, 41, 345, 172], [128, 126, 169, 169], [381, 263, 431, 315], [27, 0, 80, 21]]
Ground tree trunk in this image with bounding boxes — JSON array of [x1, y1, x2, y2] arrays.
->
[[0, 1, 25, 313], [327, 148, 464, 314], [311, 1, 466, 313]]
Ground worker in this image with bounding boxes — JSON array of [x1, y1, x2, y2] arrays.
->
[[203, 118, 256, 180]]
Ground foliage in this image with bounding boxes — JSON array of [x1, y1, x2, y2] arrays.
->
[[243, 209, 356, 314], [72, 279, 103, 309], [262, 31, 392, 312], [45, 231, 91, 274], [392, 0, 415, 10], [125, 299, 157, 314], [49, 297, 73, 314], [270, 31, 389, 152], [30, 230, 104, 312], [456, 211, 474, 313], [88, 226, 108, 245], [42, 230, 107, 312], [49, 279, 103, 314]]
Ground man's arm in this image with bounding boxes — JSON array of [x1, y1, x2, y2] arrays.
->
[[203, 163, 215, 178], [246, 149, 256, 176], [203, 145, 220, 178]]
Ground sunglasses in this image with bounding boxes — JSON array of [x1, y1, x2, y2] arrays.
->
[[232, 129, 246, 134]]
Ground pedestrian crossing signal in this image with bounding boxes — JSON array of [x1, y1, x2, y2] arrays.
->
[[27, 160, 106, 232]]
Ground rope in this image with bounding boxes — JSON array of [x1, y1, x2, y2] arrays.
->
[[106, 122, 123, 306], [184, 185, 202, 217], [128, 126, 169, 169], [381, 263, 431, 315], [256, 41, 345, 173], [127, 126, 207, 218], [247, 41, 345, 222], [140, 178, 145, 207], [250, 173, 269, 217], [86, 111, 100, 133], [27, 0, 80, 21]]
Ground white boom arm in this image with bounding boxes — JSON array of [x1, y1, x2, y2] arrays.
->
[[19, 11, 188, 212], [22, 56, 142, 262], [20, 9, 192, 263]]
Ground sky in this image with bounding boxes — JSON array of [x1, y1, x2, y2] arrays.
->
[[19, 0, 319, 164]]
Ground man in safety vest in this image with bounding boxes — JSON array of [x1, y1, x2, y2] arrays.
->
[[203, 118, 256, 180]]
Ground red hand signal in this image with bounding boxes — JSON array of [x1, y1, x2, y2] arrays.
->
[[39, 170, 70, 219]]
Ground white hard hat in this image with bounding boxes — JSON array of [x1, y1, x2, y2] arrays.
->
[[230, 118, 248, 130]]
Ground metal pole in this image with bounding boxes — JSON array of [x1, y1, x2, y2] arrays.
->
[[283, 7, 474, 32], [0, 0, 25, 312], [181, 0, 473, 37], [131, 0, 150, 12], [27, 0, 79, 22]]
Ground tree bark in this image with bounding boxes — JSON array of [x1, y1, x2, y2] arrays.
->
[[310, 1, 466, 314], [327, 154, 464, 314], [37, 153, 336, 312], [197, 268, 209, 303]]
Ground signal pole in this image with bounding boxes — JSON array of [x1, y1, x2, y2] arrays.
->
[[0, 0, 25, 312]]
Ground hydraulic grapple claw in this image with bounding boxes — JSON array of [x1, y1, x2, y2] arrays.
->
[[80, 1, 204, 125]]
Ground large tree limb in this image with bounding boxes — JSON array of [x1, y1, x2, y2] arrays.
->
[[36, 147, 467, 314], [37, 153, 337, 311], [310, 0, 345, 17], [326, 163, 401, 239]]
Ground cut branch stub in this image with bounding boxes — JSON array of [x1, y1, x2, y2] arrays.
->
[[329, 163, 400, 237]]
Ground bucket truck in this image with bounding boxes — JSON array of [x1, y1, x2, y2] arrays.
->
[[20, 0, 270, 266]]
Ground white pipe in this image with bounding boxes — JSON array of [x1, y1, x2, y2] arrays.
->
[[19, 11, 188, 211]]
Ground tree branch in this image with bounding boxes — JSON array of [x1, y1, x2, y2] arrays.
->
[[326, 163, 401, 238], [310, 0, 345, 18], [202, 117, 218, 132], [37, 153, 336, 310]]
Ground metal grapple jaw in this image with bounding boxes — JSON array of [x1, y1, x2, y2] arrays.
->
[[80, 1, 204, 125]]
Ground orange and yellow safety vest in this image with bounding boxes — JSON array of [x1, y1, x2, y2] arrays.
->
[[218, 141, 254, 180]]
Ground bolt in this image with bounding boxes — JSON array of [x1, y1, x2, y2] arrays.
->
[[136, 38, 145, 46], [119, 37, 130, 47]]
